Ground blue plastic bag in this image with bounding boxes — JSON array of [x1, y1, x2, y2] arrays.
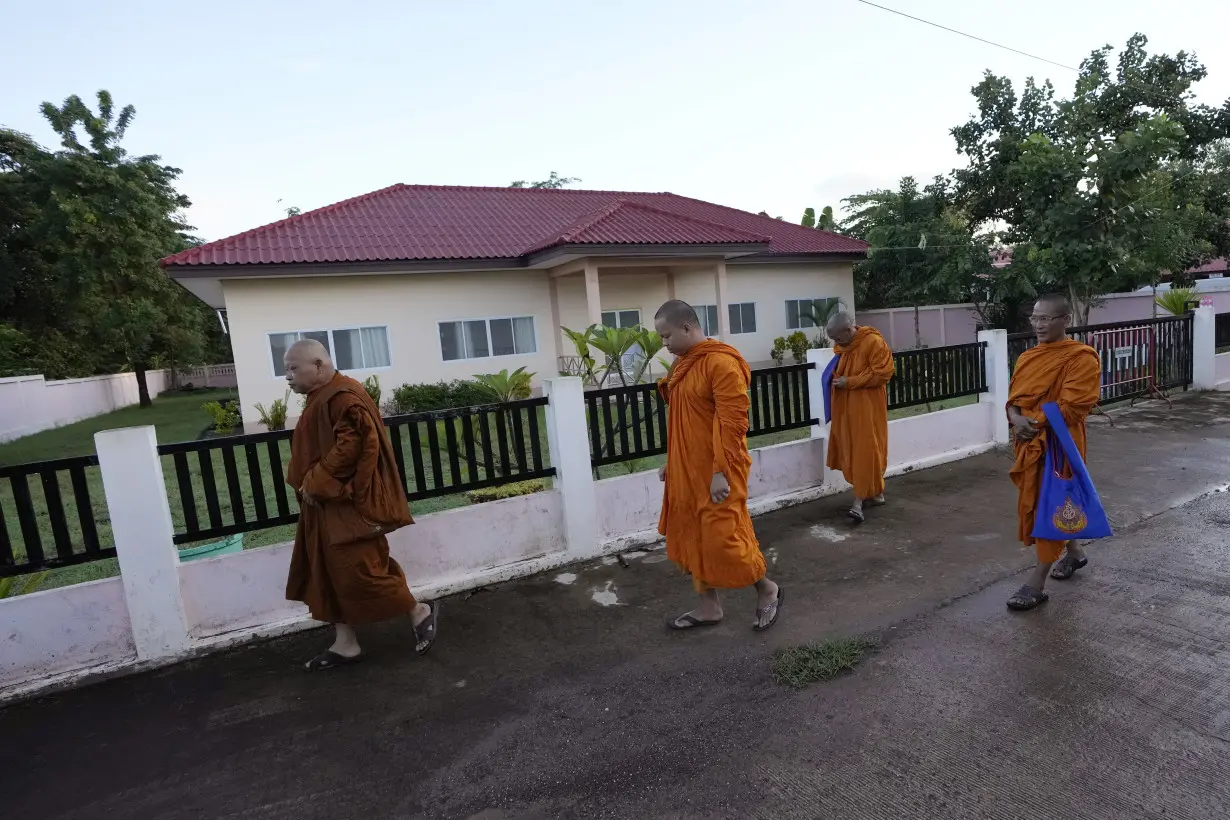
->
[[1031, 402, 1113, 541], [821, 355, 840, 423]]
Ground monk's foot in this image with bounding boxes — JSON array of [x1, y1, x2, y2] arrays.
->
[[666, 609, 723, 631], [411, 601, 440, 655], [305, 649, 363, 672], [847, 503, 865, 523], [1050, 552, 1089, 581], [753, 584, 784, 632], [1006, 584, 1048, 612], [868, 495, 886, 507]]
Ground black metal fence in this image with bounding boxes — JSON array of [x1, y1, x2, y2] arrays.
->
[[160, 397, 554, 546], [2, 399, 555, 576], [586, 364, 817, 468], [888, 342, 988, 411], [1, 455, 113, 578], [1007, 314, 1194, 401], [1215, 312, 1230, 350]]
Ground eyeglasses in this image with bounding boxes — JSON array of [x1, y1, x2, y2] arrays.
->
[[1028, 314, 1068, 325]]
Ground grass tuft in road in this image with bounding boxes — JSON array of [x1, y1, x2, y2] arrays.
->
[[772, 636, 879, 688]]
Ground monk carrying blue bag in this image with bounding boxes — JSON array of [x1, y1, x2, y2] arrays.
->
[[1031, 402, 1112, 541]]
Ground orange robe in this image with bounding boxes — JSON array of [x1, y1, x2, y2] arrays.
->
[[1007, 340, 1101, 564], [286, 372, 416, 624], [657, 340, 766, 590], [826, 326, 895, 499]]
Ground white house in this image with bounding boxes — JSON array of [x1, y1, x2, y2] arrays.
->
[[161, 184, 868, 425]]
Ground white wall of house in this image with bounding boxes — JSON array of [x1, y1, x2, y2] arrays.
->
[[222, 260, 857, 425], [224, 271, 560, 425]]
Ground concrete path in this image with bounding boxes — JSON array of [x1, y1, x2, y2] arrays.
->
[[4, 394, 1230, 819]]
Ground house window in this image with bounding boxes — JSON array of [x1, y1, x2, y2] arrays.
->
[[786, 298, 841, 330], [601, 309, 641, 329], [695, 303, 756, 336], [440, 316, 537, 361], [269, 327, 391, 376]]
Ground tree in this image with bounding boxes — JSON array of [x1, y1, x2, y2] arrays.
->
[[817, 206, 836, 231], [801, 207, 816, 228], [509, 172, 580, 189], [952, 34, 1230, 324], [0, 91, 210, 400], [842, 177, 993, 346]]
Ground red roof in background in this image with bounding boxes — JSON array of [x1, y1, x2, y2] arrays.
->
[[1188, 257, 1229, 275], [160, 184, 867, 268]]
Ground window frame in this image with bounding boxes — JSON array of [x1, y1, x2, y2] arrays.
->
[[599, 308, 643, 330], [267, 325, 393, 378], [693, 302, 757, 337], [785, 297, 841, 331], [437, 315, 540, 363]]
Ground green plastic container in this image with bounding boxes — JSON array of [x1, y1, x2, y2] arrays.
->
[[179, 532, 244, 562]]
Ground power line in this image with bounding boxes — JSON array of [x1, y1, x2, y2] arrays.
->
[[852, 1, 1078, 73]]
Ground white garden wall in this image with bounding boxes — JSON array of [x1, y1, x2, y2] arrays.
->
[[0, 370, 171, 443]]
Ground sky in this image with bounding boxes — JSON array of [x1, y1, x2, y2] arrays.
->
[[3, 0, 1229, 243]]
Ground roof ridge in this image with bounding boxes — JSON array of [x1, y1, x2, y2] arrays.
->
[[606, 200, 772, 242], [401, 183, 670, 196], [657, 191, 859, 244]]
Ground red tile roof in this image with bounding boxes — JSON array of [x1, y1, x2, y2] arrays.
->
[[161, 184, 867, 268]]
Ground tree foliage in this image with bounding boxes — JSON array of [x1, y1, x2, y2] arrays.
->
[[509, 171, 580, 189], [0, 91, 227, 400], [951, 34, 1230, 323]]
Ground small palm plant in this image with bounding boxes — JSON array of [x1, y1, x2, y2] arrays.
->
[[473, 368, 534, 403], [1155, 287, 1199, 316], [254, 391, 290, 431], [0, 571, 48, 599]]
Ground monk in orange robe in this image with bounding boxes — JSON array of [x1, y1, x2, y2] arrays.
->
[[282, 339, 439, 670], [1005, 294, 1101, 611], [824, 313, 895, 522], [653, 300, 783, 632]]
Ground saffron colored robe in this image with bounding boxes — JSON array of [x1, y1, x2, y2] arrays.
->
[[658, 340, 766, 590], [826, 326, 895, 499], [1006, 340, 1101, 564], [286, 372, 416, 624]]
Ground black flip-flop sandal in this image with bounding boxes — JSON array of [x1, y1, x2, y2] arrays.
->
[[413, 602, 440, 655], [1006, 584, 1049, 611], [753, 587, 785, 632], [305, 650, 363, 672], [1050, 554, 1088, 581], [847, 507, 865, 523], [667, 613, 722, 631]]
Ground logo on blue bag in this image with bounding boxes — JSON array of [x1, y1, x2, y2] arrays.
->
[[1052, 497, 1088, 534]]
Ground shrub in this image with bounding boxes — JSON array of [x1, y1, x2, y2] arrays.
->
[[465, 479, 547, 504], [786, 331, 810, 363], [1156, 287, 1199, 316], [473, 368, 534, 403], [254, 391, 290, 431], [388, 380, 495, 414], [203, 399, 241, 435], [363, 374, 382, 407]]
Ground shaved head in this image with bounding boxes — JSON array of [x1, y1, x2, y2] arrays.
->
[[826, 311, 856, 346], [284, 339, 335, 394], [1030, 293, 1073, 343], [654, 300, 705, 357]]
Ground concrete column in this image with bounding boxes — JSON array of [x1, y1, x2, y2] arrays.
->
[[543, 377, 600, 560], [665, 269, 676, 301], [95, 426, 191, 660], [548, 275, 564, 365], [714, 260, 731, 340], [584, 261, 602, 328], [1191, 305, 1216, 390], [978, 328, 1011, 445]]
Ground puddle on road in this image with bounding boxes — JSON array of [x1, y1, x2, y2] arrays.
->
[[554, 573, 578, 585], [591, 580, 621, 606], [809, 524, 848, 542], [963, 533, 999, 542]]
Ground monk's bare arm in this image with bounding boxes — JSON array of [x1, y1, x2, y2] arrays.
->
[[708, 358, 751, 477], [843, 337, 895, 389], [301, 398, 369, 500]]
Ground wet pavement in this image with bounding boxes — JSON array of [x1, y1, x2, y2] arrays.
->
[[4, 393, 1230, 819]]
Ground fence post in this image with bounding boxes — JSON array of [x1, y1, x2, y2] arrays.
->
[[978, 329, 1011, 445], [95, 426, 192, 660], [1191, 306, 1216, 390], [542, 377, 601, 559]]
